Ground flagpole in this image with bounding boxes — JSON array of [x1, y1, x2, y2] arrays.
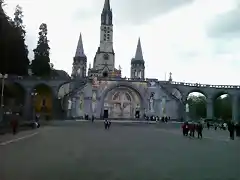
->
[[164, 72, 167, 81]]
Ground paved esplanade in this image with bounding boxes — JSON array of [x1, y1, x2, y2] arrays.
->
[[1, 122, 239, 180]]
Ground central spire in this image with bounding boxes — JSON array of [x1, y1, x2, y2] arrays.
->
[[103, 0, 111, 11], [134, 38, 144, 60], [75, 33, 85, 57], [101, 0, 112, 25]]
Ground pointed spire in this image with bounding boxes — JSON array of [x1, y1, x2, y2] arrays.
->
[[75, 33, 85, 57], [134, 37, 144, 60], [103, 0, 111, 11]]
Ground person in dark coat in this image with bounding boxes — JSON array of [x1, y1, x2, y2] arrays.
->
[[91, 115, 95, 123], [189, 123, 196, 137], [11, 117, 18, 135], [196, 123, 203, 139], [207, 122, 210, 130], [108, 120, 111, 129], [104, 119, 108, 129], [228, 121, 235, 140], [182, 122, 189, 136]]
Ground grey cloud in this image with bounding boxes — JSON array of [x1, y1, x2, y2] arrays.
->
[[207, 8, 240, 38], [113, 0, 194, 25], [73, 0, 194, 25]]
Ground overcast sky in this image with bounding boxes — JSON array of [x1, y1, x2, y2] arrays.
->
[[3, 0, 240, 85]]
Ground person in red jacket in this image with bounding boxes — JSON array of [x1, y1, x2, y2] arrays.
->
[[11, 117, 18, 135]]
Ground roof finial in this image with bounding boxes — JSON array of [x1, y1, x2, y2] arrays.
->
[[75, 32, 85, 57], [134, 37, 144, 60]]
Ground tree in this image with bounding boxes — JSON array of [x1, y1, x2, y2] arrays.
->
[[13, 5, 25, 36], [214, 95, 232, 120], [0, 0, 9, 74], [31, 23, 51, 76], [9, 5, 29, 75], [187, 95, 206, 119], [188, 94, 232, 121], [0, 3, 29, 75]]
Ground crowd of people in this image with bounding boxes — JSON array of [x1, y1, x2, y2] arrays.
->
[[181, 120, 240, 140], [182, 122, 203, 139]]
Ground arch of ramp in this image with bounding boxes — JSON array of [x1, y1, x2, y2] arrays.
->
[[184, 88, 208, 101]]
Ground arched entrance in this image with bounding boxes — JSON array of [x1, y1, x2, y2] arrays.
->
[[32, 84, 53, 119], [186, 91, 207, 121], [0, 82, 25, 116], [213, 92, 232, 121], [102, 85, 143, 119]]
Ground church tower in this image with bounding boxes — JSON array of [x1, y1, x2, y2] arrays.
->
[[131, 38, 145, 79], [92, 0, 115, 77], [71, 33, 87, 78]]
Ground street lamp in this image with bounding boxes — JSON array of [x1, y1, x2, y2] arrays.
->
[[31, 89, 38, 120], [0, 73, 8, 122]]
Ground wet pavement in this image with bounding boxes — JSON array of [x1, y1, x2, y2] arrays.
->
[[0, 121, 239, 180]]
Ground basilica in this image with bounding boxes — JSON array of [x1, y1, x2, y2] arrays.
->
[[69, 0, 182, 119]]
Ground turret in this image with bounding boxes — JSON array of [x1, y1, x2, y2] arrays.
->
[[71, 33, 87, 78], [131, 38, 145, 79]]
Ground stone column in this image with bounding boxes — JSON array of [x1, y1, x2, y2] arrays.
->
[[23, 87, 32, 120], [75, 97, 80, 117], [206, 97, 213, 120], [71, 98, 76, 118], [177, 98, 186, 121], [84, 97, 92, 117], [51, 86, 60, 120], [232, 95, 239, 122]]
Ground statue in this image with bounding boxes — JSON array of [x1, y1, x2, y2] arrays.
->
[[149, 92, 155, 112], [92, 92, 97, 113], [169, 72, 173, 82], [77, 68, 81, 75], [67, 99, 72, 118], [186, 103, 189, 113], [161, 97, 166, 115], [150, 81, 156, 87], [80, 100, 83, 110], [68, 100, 72, 110]]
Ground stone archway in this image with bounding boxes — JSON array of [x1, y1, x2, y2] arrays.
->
[[32, 84, 53, 119], [212, 91, 232, 121], [0, 82, 26, 115], [99, 83, 147, 119]]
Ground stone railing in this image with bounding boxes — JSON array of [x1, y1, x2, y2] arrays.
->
[[5, 75, 71, 81], [6, 75, 240, 89], [168, 81, 240, 89], [96, 77, 148, 82]]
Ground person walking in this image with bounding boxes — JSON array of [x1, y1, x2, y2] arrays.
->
[[228, 121, 235, 140], [196, 122, 203, 139], [11, 116, 18, 135]]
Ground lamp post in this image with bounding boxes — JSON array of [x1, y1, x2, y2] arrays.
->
[[0, 73, 8, 122], [31, 89, 38, 121]]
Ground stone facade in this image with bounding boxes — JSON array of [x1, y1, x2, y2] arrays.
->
[[65, 0, 240, 121]]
